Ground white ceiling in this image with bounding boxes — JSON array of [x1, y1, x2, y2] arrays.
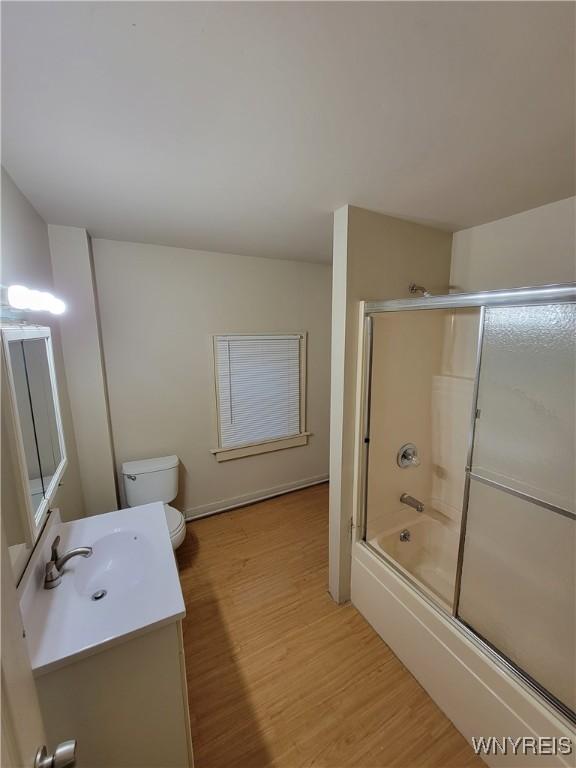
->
[[2, 2, 574, 263]]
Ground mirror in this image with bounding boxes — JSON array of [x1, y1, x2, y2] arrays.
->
[[9, 338, 63, 511], [1, 326, 67, 581]]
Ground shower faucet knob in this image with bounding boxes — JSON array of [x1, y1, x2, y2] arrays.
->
[[397, 443, 420, 468]]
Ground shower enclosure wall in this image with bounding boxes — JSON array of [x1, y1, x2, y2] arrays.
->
[[356, 284, 575, 725]]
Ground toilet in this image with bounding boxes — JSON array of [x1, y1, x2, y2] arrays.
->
[[121, 455, 186, 550]]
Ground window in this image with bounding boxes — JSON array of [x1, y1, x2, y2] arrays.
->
[[211, 333, 308, 461]]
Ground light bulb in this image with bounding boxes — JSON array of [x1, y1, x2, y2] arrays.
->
[[7, 285, 30, 309], [47, 296, 66, 314], [7, 284, 67, 314], [27, 289, 46, 311]]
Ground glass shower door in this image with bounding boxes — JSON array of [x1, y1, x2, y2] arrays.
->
[[364, 308, 481, 610], [457, 303, 576, 717]]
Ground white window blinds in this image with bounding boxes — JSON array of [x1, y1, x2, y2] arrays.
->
[[214, 334, 303, 449]]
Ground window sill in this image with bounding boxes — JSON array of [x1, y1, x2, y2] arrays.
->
[[211, 433, 310, 462]]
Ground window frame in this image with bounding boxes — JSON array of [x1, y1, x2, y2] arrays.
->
[[210, 331, 309, 462]]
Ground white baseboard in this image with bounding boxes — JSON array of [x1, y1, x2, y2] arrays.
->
[[351, 542, 574, 767], [184, 474, 329, 521]]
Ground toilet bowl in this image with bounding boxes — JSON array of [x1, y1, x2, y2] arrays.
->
[[165, 504, 186, 549], [121, 455, 186, 550]]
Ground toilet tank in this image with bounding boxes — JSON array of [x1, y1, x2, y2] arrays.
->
[[122, 455, 179, 507]]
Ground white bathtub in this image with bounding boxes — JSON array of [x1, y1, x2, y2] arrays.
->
[[368, 509, 460, 608]]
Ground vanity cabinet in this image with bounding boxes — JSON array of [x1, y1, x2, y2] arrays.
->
[[36, 620, 193, 768], [19, 504, 193, 768]]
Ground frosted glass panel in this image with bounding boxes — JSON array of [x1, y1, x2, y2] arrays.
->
[[459, 479, 576, 712], [473, 303, 575, 512]]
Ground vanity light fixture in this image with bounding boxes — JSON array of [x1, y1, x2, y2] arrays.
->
[[7, 284, 66, 314]]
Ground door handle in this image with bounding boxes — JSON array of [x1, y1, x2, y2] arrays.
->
[[34, 739, 77, 768]]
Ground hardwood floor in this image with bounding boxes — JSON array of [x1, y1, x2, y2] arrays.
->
[[176, 483, 481, 768]]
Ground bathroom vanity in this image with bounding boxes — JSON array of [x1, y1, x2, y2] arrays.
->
[[18, 504, 193, 768], [2, 323, 193, 766]]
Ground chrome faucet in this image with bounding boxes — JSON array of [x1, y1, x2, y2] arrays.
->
[[400, 493, 424, 513], [44, 535, 93, 589]]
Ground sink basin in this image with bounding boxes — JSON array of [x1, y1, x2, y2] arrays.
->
[[74, 530, 154, 599], [18, 503, 185, 676]]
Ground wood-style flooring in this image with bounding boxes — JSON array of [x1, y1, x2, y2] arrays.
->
[[176, 483, 481, 768]]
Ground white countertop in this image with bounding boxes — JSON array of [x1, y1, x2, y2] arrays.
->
[[19, 503, 185, 676]]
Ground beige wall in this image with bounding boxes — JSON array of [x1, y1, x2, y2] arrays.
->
[[1, 169, 85, 526], [91, 238, 331, 516], [451, 196, 576, 291], [49, 225, 118, 515], [330, 205, 452, 601]]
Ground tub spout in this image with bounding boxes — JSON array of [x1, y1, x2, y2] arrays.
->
[[400, 493, 424, 513]]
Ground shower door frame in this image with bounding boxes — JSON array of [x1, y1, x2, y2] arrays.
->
[[354, 282, 576, 725]]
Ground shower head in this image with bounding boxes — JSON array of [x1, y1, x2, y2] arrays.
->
[[409, 283, 432, 298]]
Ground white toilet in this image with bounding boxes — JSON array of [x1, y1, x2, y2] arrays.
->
[[121, 455, 186, 550]]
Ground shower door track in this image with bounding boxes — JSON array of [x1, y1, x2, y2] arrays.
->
[[365, 282, 576, 313], [356, 282, 576, 727]]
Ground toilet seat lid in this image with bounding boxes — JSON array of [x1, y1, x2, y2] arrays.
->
[[164, 504, 185, 535]]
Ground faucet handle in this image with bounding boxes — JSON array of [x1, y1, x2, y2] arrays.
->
[[51, 535, 61, 563], [397, 443, 420, 468]]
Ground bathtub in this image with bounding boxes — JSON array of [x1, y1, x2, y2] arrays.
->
[[368, 509, 460, 608]]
